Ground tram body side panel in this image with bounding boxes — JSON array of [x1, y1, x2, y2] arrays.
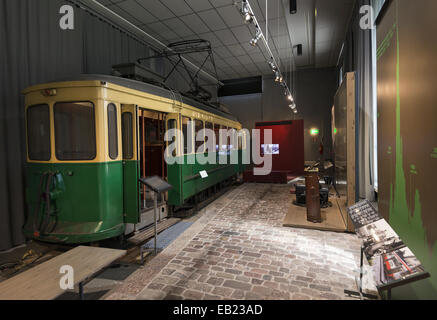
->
[[167, 111, 245, 207], [24, 162, 125, 244]]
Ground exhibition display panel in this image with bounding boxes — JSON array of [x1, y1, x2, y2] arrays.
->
[[346, 200, 430, 299]]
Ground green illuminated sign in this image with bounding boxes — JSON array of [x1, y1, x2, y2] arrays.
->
[[310, 129, 320, 136]]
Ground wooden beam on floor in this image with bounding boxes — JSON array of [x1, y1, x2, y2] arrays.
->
[[127, 218, 181, 246]]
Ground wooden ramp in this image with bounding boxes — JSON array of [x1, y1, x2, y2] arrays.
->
[[128, 218, 181, 246], [283, 197, 347, 233], [0, 246, 126, 300]]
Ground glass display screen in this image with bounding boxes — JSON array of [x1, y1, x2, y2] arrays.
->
[[262, 144, 279, 155]]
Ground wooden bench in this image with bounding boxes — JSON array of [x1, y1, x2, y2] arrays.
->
[[0, 246, 126, 300]]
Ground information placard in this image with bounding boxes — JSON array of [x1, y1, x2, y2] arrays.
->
[[346, 200, 430, 295]]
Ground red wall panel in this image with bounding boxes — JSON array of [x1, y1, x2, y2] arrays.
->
[[244, 120, 304, 183], [256, 120, 305, 175]]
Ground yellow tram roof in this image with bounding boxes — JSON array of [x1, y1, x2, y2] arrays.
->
[[23, 74, 240, 123]]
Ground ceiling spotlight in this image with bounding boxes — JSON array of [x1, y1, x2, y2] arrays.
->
[[268, 59, 277, 72], [275, 71, 282, 82], [250, 27, 262, 47], [288, 94, 294, 102], [244, 13, 254, 24], [241, 1, 254, 24], [289, 102, 296, 110], [293, 108, 298, 114]]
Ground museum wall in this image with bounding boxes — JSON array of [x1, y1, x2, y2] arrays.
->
[[294, 67, 338, 162], [377, 0, 437, 299], [220, 67, 338, 162], [218, 93, 263, 132]]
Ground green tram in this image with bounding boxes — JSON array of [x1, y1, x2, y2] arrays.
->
[[23, 75, 246, 244]]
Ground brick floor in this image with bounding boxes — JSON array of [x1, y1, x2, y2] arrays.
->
[[106, 184, 364, 300]]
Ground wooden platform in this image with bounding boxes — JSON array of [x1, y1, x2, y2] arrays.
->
[[283, 197, 348, 232], [127, 218, 181, 246], [0, 246, 126, 300]]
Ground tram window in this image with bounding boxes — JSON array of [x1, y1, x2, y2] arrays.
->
[[122, 112, 133, 159], [227, 127, 232, 151], [167, 119, 177, 157], [54, 102, 96, 161], [220, 126, 228, 151], [205, 122, 213, 151], [214, 124, 220, 152], [27, 104, 51, 161], [205, 122, 213, 131], [228, 128, 238, 150], [238, 131, 243, 150], [107, 103, 118, 160], [182, 117, 192, 154], [195, 119, 204, 153]]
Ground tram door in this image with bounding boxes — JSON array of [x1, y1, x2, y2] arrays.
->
[[121, 104, 140, 224], [138, 109, 167, 210]]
